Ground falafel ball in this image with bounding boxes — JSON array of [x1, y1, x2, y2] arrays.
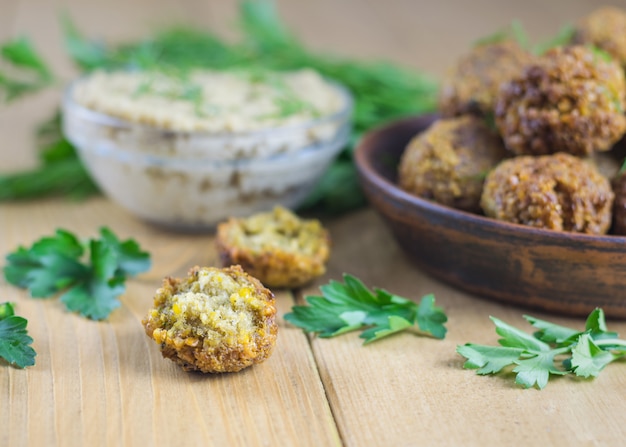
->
[[142, 265, 278, 373], [573, 7, 626, 68], [611, 170, 626, 235], [438, 40, 534, 117], [216, 206, 330, 289], [398, 115, 507, 212], [480, 152, 614, 234], [495, 45, 626, 156]]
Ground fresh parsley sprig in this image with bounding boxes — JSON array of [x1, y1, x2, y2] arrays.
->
[[457, 308, 626, 389], [0, 302, 36, 368], [3, 227, 151, 320], [285, 274, 447, 344]]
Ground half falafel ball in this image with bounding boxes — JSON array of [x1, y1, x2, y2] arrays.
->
[[216, 206, 330, 289], [142, 265, 278, 373], [481, 152, 614, 234], [495, 45, 626, 156], [573, 7, 626, 68], [398, 115, 507, 212], [438, 40, 534, 118]]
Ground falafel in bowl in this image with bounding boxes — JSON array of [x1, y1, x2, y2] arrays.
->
[[355, 114, 626, 319], [353, 4, 626, 318]]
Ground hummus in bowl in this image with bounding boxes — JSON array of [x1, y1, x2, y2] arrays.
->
[[62, 68, 352, 230]]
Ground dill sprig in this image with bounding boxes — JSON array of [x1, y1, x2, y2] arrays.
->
[[1, 0, 439, 214]]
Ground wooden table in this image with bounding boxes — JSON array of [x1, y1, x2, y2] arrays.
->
[[3, 1, 626, 446]]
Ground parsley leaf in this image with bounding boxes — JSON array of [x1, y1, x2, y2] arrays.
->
[[59, 239, 125, 320], [513, 350, 568, 390], [456, 345, 523, 375], [3, 227, 151, 320], [4, 230, 88, 297], [523, 315, 580, 344], [570, 333, 618, 378], [284, 274, 447, 344], [457, 308, 626, 389], [97, 227, 151, 277], [0, 302, 36, 368]]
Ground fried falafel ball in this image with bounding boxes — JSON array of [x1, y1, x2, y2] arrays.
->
[[481, 152, 614, 234], [573, 7, 626, 68], [495, 45, 626, 157], [438, 40, 534, 117], [216, 206, 330, 289], [142, 265, 278, 373], [398, 115, 507, 212]]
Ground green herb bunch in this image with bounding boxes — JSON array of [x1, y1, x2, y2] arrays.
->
[[0, 0, 439, 214]]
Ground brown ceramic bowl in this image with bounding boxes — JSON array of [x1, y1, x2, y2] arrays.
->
[[354, 114, 626, 319]]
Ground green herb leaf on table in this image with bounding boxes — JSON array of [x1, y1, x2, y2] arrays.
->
[[0, 302, 36, 368], [457, 308, 626, 389], [3, 228, 151, 320], [284, 274, 447, 344]]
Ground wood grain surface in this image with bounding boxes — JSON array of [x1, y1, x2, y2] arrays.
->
[[2, 1, 626, 446]]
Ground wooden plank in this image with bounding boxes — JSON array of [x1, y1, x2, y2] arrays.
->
[[309, 209, 626, 446], [4, 0, 626, 446], [0, 198, 341, 447], [287, 2, 626, 443]]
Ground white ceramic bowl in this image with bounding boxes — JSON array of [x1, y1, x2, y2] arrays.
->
[[62, 79, 352, 231]]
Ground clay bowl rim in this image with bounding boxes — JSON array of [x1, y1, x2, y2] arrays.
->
[[354, 114, 626, 249]]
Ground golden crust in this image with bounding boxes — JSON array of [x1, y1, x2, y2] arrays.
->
[[438, 40, 534, 118], [495, 45, 626, 156], [142, 265, 278, 373], [573, 7, 626, 68], [398, 115, 507, 212], [215, 206, 330, 289], [481, 153, 614, 234]]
